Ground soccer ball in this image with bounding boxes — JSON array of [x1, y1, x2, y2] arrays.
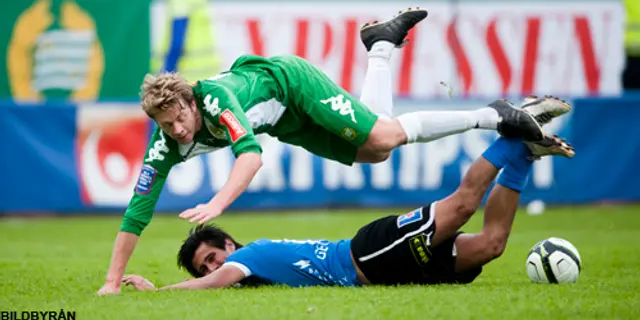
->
[[526, 237, 582, 284]]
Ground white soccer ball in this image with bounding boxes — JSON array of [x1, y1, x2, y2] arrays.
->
[[526, 237, 582, 284]]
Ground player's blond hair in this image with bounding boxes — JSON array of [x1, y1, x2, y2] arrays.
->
[[140, 72, 194, 117]]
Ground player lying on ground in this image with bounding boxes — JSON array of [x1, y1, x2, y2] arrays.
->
[[98, 7, 571, 295], [122, 131, 575, 290]]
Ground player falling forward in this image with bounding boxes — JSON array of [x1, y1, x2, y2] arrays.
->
[[122, 125, 575, 290], [98, 7, 571, 294]]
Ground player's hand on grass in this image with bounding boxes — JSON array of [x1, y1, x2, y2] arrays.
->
[[97, 283, 121, 295], [122, 275, 157, 291], [179, 203, 223, 224]]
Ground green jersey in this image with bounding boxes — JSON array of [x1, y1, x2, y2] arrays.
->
[[121, 55, 289, 235], [121, 55, 378, 235]]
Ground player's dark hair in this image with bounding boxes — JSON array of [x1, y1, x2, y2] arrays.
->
[[177, 224, 244, 278]]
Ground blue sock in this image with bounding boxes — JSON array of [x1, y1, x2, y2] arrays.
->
[[482, 136, 534, 192], [497, 153, 534, 193], [481, 137, 524, 170]]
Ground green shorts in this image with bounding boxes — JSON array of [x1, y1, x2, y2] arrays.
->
[[269, 55, 379, 165]]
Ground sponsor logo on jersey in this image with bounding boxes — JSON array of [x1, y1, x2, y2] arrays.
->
[[135, 165, 157, 195], [397, 208, 423, 228], [145, 131, 169, 162], [320, 94, 357, 123], [220, 110, 247, 143], [203, 95, 220, 117]]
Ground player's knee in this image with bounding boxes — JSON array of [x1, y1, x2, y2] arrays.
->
[[365, 134, 396, 154], [355, 150, 391, 163], [451, 195, 478, 221], [481, 231, 508, 259], [371, 151, 391, 163], [488, 238, 507, 259], [365, 119, 406, 153], [451, 189, 481, 219], [459, 202, 477, 220]]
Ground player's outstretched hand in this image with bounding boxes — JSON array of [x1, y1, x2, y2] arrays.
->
[[97, 283, 121, 295], [179, 203, 223, 224], [122, 275, 157, 291]]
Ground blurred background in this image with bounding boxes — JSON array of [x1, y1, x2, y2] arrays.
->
[[0, 0, 638, 216]]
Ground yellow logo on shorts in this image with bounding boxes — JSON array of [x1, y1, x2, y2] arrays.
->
[[341, 128, 356, 140], [409, 234, 431, 266]]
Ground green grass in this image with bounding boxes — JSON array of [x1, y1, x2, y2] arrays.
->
[[1, 205, 640, 320]]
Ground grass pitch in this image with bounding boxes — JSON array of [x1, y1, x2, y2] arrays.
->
[[1, 205, 640, 319]]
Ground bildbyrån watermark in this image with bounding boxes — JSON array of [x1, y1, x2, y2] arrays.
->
[[1, 310, 76, 320]]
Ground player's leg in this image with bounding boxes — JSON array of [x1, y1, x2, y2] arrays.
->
[[453, 134, 575, 271], [427, 137, 516, 246], [422, 169, 530, 284], [358, 8, 427, 118], [357, 97, 570, 163], [349, 151, 499, 285], [419, 134, 575, 284], [272, 52, 568, 167], [357, 7, 523, 133], [430, 133, 575, 247], [349, 149, 522, 286], [355, 9, 572, 162], [352, 133, 574, 286], [452, 186, 521, 272], [349, 134, 573, 286], [271, 18, 567, 166], [355, 9, 541, 159], [459, 143, 537, 267], [358, 8, 521, 139]]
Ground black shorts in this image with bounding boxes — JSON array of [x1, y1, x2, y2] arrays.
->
[[350, 203, 482, 285]]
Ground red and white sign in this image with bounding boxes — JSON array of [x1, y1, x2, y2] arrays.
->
[[152, 1, 625, 98], [76, 106, 150, 206]]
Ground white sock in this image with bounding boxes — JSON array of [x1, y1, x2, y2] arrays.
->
[[360, 41, 395, 118], [396, 108, 500, 143]]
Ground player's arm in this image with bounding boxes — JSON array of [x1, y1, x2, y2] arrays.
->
[[124, 242, 259, 291], [123, 265, 247, 291], [204, 151, 262, 215], [180, 87, 263, 223], [206, 88, 264, 212], [164, 264, 247, 290], [98, 130, 180, 295]]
